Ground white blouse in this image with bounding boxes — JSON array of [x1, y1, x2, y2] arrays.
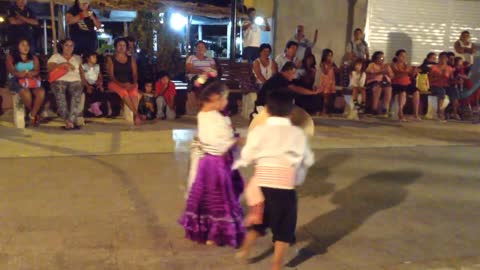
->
[[197, 110, 236, 155], [349, 71, 366, 88], [82, 63, 100, 85], [47, 53, 82, 82]]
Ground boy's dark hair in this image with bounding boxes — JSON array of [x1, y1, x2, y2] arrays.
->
[[454, 56, 463, 64], [354, 28, 363, 33], [281, 61, 297, 72], [247, 7, 256, 15], [285, 40, 299, 50], [372, 51, 384, 62], [461, 30, 470, 35], [198, 80, 228, 102], [439, 51, 449, 58], [157, 70, 170, 81], [266, 90, 293, 117]]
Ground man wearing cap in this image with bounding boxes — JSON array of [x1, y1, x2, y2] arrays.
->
[[6, 0, 39, 51], [66, 0, 102, 56]]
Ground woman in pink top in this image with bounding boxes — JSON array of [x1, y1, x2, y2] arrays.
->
[[391, 49, 420, 121], [428, 52, 458, 121], [319, 49, 337, 115], [366, 51, 393, 115]]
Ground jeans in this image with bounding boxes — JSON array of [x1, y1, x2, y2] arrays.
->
[[156, 96, 176, 120]]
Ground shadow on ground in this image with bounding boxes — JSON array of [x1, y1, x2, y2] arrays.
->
[[285, 169, 421, 268]]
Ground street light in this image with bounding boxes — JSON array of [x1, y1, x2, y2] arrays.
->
[[170, 12, 187, 31], [0, 17, 5, 23]]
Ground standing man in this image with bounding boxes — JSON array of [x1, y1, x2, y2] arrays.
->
[[242, 8, 271, 63], [346, 28, 370, 62], [289, 25, 318, 62], [6, 0, 39, 51], [454, 30, 477, 65]]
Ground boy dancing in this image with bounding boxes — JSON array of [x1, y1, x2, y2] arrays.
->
[[234, 90, 314, 270]]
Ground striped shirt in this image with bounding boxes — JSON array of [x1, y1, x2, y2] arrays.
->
[[186, 55, 216, 80]]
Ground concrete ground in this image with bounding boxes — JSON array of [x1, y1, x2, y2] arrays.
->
[[0, 111, 479, 270]]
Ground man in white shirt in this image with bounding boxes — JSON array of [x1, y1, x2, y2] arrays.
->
[[242, 8, 271, 63], [235, 90, 314, 270], [289, 25, 318, 62], [275, 41, 300, 72]]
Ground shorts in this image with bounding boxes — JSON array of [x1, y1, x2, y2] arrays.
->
[[249, 187, 298, 244], [108, 81, 139, 99], [366, 80, 391, 91], [430, 86, 457, 101], [392, 84, 418, 95]]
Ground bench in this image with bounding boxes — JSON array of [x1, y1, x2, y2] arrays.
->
[[217, 59, 256, 118]]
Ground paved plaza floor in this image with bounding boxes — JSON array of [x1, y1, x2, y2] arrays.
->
[[0, 112, 479, 270]]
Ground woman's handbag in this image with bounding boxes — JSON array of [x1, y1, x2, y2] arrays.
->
[[48, 65, 69, 83]]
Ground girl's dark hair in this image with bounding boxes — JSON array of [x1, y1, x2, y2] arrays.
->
[[198, 80, 228, 103], [302, 53, 316, 69], [57, 38, 74, 54], [11, 39, 33, 65], [259, 43, 272, 54], [114, 37, 129, 50], [426, 52, 436, 60], [353, 58, 364, 67], [439, 51, 449, 59], [395, 49, 406, 57], [321, 49, 333, 63], [83, 51, 98, 63], [372, 51, 384, 62]]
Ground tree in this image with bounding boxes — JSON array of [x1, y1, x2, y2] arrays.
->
[[129, 8, 184, 79]]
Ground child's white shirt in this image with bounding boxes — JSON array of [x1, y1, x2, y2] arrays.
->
[[82, 63, 100, 85], [234, 117, 314, 189], [349, 71, 366, 88], [197, 110, 236, 155]]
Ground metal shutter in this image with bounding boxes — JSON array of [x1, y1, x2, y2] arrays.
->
[[366, 0, 480, 65]]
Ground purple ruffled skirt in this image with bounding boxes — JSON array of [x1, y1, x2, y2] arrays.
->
[[179, 153, 245, 248]]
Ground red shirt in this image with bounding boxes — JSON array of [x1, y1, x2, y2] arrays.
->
[[429, 65, 453, 88], [391, 63, 412, 85], [155, 80, 176, 108]]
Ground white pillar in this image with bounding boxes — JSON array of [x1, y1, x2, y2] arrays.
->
[[43, 20, 48, 55], [198, 25, 203, 41], [227, 22, 232, 59], [123, 22, 129, 36]]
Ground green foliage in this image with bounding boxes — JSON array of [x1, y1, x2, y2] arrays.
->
[[130, 9, 184, 78]]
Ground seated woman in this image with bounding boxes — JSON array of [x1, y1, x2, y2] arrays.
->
[[366, 51, 393, 115], [294, 53, 320, 114], [391, 49, 420, 121], [107, 37, 141, 125], [253, 43, 278, 88], [428, 52, 457, 121], [185, 40, 217, 115], [47, 39, 84, 129], [6, 39, 45, 126]]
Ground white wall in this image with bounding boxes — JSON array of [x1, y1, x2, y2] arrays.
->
[[273, 0, 367, 64]]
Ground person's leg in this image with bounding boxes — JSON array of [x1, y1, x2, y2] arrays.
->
[[412, 90, 420, 119], [166, 104, 176, 120], [272, 241, 289, 270], [371, 85, 381, 113], [360, 88, 367, 108], [383, 86, 393, 113], [322, 93, 330, 114], [31, 87, 46, 118], [52, 81, 69, 121], [236, 230, 260, 259], [446, 87, 460, 119], [18, 88, 33, 112], [67, 81, 85, 125], [156, 96, 166, 119], [398, 91, 407, 120]]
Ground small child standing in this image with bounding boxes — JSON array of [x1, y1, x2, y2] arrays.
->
[[349, 59, 367, 113], [319, 49, 338, 115], [155, 71, 177, 120], [82, 52, 107, 117], [234, 91, 314, 270], [138, 81, 157, 120], [179, 79, 245, 248]]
